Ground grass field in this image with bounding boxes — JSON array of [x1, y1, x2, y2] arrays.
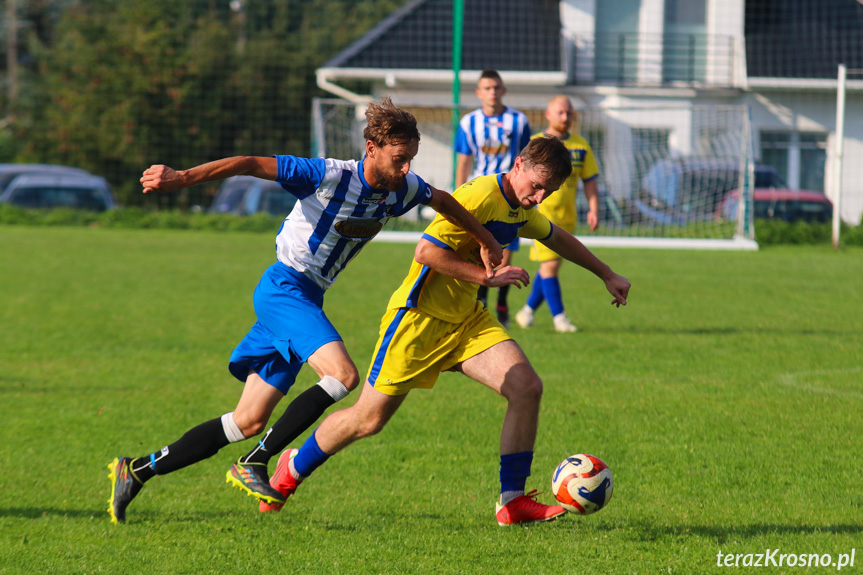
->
[[1, 225, 861, 574]]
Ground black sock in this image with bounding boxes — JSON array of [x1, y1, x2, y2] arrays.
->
[[131, 417, 231, 482], [497, 285, 510, 308], [242, 385, 336, 465], [477, 285, 489, 307]]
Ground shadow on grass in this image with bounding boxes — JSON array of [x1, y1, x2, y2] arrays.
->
[[0, 508, 112, 519], [620, 326, 860, 337], [0, 507, 245, 523], [0, 505, 446, 529], [628, 520, 863, 543]]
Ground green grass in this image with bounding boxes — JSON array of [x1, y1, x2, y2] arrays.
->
[[1, 226, 861, 574]]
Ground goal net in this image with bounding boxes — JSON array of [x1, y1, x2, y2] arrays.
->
[[312, 99, 756, 249]]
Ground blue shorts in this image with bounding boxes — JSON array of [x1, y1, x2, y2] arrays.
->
[[228, 262, 341, 394], [506, 237, 520, 251]]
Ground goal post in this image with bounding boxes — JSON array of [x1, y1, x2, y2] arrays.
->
[[312, 98, 757, 250]]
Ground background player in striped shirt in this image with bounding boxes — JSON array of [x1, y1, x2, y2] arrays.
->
[[516, 95, 600, 333], [455, 70, 532, 328], [106, 98, 502, 524], [263, 137, 630, 525]]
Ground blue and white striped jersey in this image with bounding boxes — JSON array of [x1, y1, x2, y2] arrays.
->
[[455, 106, 532, 180], [273, 155, 434, 290]]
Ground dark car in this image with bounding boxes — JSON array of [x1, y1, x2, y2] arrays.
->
[[0, 173, 116, 212], [210, 176, 298, 217], [635, 158, 785, 225], [0, 163, 91, 195], [717, 188, 833, 223]]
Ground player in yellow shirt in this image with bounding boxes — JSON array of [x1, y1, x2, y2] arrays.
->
[[262, 137, 631, 526], [516, 95, 600, 333]]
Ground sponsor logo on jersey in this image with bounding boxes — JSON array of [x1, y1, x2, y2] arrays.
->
[[480, 128, 512, 156], [334, 217, 384, 239], [360, 195, 388, 205], [481, 143, 509, 155]]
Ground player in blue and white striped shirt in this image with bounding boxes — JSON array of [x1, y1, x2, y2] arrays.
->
[[107, 98, 502, 524], [455, 70, 532, 327]]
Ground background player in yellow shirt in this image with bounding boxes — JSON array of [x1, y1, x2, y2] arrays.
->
[[455, 70, 533, 327], [516, 95, 600, 333], [260, 137, 631, 526]]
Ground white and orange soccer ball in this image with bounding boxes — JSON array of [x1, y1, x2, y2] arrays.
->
[[551, 453, 614, 514]]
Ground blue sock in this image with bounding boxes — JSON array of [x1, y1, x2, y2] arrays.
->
[[500, 451, 533, 494], [526, 273, 545, 310], [543, 276, 565, 317], [292, 430, 330, 478]]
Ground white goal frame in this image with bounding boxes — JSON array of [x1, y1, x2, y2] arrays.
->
[[313, 98, 758, 251]]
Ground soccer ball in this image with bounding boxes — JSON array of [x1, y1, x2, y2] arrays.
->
[[551, 453, 613, 514]]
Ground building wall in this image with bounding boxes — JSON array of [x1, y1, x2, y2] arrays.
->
[[357, 0, 863, 225], [747, 90, 863, 225]]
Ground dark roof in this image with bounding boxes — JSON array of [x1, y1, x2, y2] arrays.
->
[[745, 0, 863, 78], [324, 0, 561, 72]]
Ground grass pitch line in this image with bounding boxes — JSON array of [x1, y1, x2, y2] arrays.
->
[[777, 367, 863, 400]]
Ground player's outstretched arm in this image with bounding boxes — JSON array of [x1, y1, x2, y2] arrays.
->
[[426, 186, 503, 276], [538, 224, 630, 307], [414, 239, 528, 289], [141, 156, 278, 194]]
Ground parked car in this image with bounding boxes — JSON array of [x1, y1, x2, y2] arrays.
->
[[0, 163, 91, 195], [635, 158, 786, 225], [0, 174, 116, 212], [717, 188, 833, 223], [210, 176, 298, 217]]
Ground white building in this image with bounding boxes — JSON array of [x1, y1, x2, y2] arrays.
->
[[315, 0, 863, 226]]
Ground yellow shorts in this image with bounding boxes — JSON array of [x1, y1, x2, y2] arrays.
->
[[529, 223, 575, 262], [366, 302, 512, 396]]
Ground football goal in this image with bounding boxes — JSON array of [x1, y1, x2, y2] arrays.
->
[[312, 98, 757, 250]]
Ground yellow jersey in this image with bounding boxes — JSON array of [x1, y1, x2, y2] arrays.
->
[[530, 132, 598, 230], [387, 174, 552, 323]]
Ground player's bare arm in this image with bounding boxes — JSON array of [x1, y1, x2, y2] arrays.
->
[[141, 156, 278, 194], [426, 186, 503, 275], [583, 178, 600, 232], [455, 153, 473, 188], [539, 224, 630, 307], [414, 239, 529, 289]]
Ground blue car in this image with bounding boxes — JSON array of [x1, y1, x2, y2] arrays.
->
[[0, 173, 116, 212], [210, 176, 298, 217]]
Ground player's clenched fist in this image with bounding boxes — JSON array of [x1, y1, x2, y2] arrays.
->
[[141, 165, 184, 194], [486, 265, 531, 290]]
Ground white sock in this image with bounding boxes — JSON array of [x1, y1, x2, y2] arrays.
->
[[288, 457, 305, 482], [500, 490, 524, 506], [221, 412, 245, 443], [318, 375, 350, 402]]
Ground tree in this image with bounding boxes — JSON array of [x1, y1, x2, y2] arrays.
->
[[13, 0, 406, 206]]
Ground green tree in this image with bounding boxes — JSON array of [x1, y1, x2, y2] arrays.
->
[[13, 0, 406, 206], [21, 1, 235, 203]]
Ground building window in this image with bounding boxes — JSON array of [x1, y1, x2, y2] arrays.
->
[[663, 0, 708, 83], [594, 0, 642, 84], [759, 131, 827, 192]]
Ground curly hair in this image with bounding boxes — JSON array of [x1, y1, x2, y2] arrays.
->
[[363, 97, 421, 148], [519, 136, 573, 190]]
